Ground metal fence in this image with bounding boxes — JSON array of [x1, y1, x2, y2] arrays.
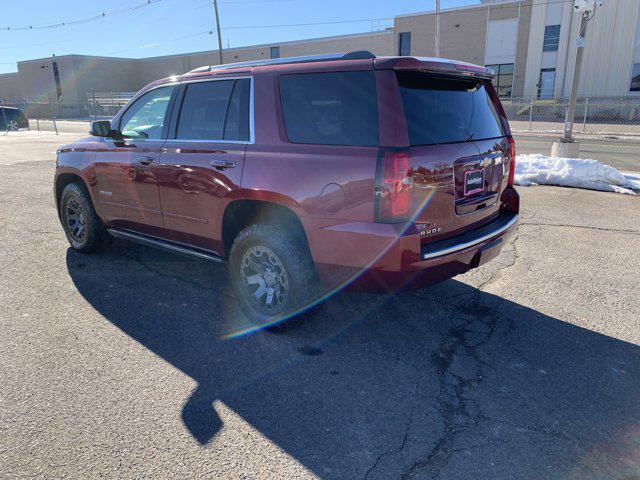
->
[[0, 93, 138, 134], [0, 91, 136, 125], [87, 91, 136, 118], [503, 97, 640, 138]]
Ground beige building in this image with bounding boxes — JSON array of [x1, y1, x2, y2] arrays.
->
[[1, 0, 638, 114]]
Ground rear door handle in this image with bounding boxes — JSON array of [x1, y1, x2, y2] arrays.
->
[[210, 160, 236, 170], [139, 156, 156, 165]]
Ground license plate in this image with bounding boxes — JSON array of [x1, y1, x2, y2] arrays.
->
[[464, 169, 485, 196]]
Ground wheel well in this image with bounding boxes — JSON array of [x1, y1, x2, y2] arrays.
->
[[221, 200, 310, 257], [55, 173, 87, 215]]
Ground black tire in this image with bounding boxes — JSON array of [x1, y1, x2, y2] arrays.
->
[[59, 182, 110, 253], [229, 223, 319, 332]]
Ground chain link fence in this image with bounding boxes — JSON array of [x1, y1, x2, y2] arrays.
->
[[0, 92, 136, 133], [503, 97, 640, 138], [502, 97, 640, 162]]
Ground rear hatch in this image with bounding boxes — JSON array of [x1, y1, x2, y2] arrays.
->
[[395, 69, 511, 242]]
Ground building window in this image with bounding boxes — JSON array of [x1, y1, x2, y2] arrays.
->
[[270, 46, 280, 59], [543, 25, 561, 52], [631, 63, 640, 92], [486, 63, 514, 98], [398, 32, 411, 56]]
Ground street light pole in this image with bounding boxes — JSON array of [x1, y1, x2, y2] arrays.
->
[[213, 0, 224, 65], [435, 0, 440, 57]]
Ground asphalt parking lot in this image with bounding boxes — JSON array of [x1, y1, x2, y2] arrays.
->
[[1, 132, 640, 479]]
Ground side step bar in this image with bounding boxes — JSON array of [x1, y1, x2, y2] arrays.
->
[[107, 228, 226, 263]]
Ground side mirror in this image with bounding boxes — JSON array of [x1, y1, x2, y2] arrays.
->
[[90, 120, 112, 137]]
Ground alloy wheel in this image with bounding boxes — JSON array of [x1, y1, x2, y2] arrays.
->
[[65, 197, 87, 244], [240, 245, 290, 315]]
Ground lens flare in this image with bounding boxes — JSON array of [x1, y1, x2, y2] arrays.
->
[[222, 187, 439, 339]]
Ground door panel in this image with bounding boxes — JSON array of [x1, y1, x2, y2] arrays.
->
[[538, 69, 556, 99], [157, 142, 245, 251], [156, 77, 251, 252], [94, 85, 176, 233], [94, 139, 165, 231]]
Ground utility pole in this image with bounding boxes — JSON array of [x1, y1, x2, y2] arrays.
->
[[434, 0, 440, 57], [213, 0, 224, 65], [561, 11, 589, 143], [551, 0, 601, 157]]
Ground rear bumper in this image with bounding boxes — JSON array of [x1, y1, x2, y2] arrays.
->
[[420, 211, 518, 261], [310, 194, 519, 292]]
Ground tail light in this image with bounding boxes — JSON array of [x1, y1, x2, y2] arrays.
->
[[375, 148, 412, 223], [507, 136, 516, 186]]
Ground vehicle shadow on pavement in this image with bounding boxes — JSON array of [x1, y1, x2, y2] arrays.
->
[[66, 242, 640, 479]]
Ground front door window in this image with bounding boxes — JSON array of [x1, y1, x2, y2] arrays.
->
[[119, 86, 174, 139]]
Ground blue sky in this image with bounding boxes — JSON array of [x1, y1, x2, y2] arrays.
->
[[0, 0, 479, 74]]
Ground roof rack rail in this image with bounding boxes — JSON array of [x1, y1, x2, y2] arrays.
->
[[187, 50, 376, 74]]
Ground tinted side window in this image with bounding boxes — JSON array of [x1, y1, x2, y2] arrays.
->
[[223, 79, 251, 141], [176, 79, 250, 141], [279, 71, 378, 146], [177, 81, 232, 140], [397, 71, 504, 146], [119, 86, 174, 140]]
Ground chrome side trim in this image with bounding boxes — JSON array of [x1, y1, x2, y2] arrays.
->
[[107, 228, 225, 263], [163, 139, 249, 145], [421, 213, 518, 260]]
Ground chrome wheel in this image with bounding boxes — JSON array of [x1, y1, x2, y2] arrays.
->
[[240, 245, 290, 314], [6, 120, 19, 131], [65, 197, 87, 245]]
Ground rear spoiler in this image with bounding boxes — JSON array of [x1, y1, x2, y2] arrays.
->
[[374, 56, 494, 81]]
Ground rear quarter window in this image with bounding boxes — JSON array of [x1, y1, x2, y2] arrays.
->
[[396, 71, 504, 146], [279, 71, 378, 146]]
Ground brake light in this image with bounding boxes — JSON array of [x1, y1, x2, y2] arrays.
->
[[375, 149, 412, 222], [507, 136, 516, 187]]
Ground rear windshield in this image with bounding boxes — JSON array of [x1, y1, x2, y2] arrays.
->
[[396, 71, 504, 146], [279, 71, 378, 146]]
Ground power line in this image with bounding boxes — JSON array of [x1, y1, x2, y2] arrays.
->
[[0, 0, 298, 32], [1, 0, 165, 31]]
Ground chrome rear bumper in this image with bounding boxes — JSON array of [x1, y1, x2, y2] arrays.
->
[[421, 212, 518, 260]]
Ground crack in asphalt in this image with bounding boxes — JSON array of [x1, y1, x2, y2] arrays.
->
[[363, 377, 422, 480], [519, 221, 639, 235], [398, 298, 498, 480], [364, 231, 527, 479], [393, 225, 591, 479]]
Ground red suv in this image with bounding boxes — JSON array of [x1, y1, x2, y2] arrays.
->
[[55, 51, 519, 329]]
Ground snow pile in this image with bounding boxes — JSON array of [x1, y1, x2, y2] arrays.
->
[[514, 154, 640, 195]]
